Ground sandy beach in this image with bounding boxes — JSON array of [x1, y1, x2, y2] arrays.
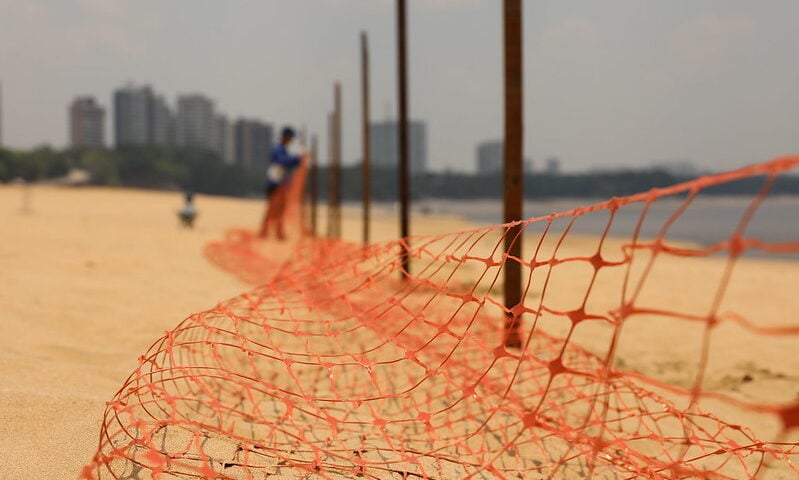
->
[[1, 185, 798, 479], [0, 186, 259, 478], [0, 185, 485, 478]]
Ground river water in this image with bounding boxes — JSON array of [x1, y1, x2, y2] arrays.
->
[[407, 196, 799, 260]]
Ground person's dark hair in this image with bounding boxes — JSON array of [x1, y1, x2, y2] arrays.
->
[[281, 126, 296, 140]]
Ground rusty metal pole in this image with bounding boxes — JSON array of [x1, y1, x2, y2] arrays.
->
[[333, 82, 343, 239], [327, 111, 335, 239], [361, 31, 372, 246], [310, 133, 318, 236], [397, 0, 410, 277], [503, 0, 524, 348], [299, 126, 308, 234]]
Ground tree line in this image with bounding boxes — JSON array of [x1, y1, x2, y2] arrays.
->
[[317, 165, 799, 199], [0, 146, 263, 197], [1, 146, 797, 199]]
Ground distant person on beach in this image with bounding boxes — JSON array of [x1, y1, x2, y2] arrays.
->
[[178, 191, 197, 228], [258, 126, 308, 240]]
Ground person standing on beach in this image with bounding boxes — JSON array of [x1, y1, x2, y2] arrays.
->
[[258, 126, 308, 240]]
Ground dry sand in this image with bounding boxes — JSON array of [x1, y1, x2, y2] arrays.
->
[[0, 186, 257, 478], [0, 185, 797, 479], [0, 185, 476, 479]]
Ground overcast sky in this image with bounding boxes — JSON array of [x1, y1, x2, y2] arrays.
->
[[0, 0, 797, 172]]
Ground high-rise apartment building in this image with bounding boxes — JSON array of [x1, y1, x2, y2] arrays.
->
[[151, 94, 175, 146], [476, 140, 533, 174], [114, 85, 175, 146], [176, 94, 215, 151], [476, 140, 503, 174], [113, 84, 174, 147], [234, 119, 273, 168], [370, 120, 427, 173], [212, 114, 235, 164], [545, 156, 561, 175], [69, 96, 105, 149], [114, 84, 151, 146]]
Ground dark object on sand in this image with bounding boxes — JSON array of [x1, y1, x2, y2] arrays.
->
[[178, 192, 197, 228]]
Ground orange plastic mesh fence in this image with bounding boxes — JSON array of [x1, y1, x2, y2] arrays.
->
[[84, 157, 799, 479]]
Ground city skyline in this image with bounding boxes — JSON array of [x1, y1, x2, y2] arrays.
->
[[110, 84, 275, 167], [1, 1, 798, 173], [70, 82, 436, 173]]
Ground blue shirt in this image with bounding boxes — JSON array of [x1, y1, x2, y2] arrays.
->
[[267, 143, 301, 188]]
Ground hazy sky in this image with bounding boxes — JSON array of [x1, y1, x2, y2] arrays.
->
[[0, 0, 797, 172]]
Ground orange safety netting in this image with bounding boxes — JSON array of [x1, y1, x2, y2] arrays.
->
[[84, 156, 799, 479]]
